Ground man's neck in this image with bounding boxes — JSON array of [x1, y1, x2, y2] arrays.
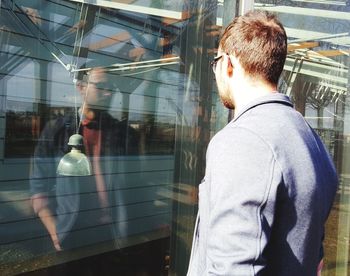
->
[[79, 107, 104, 122], [233, 80, 277, 115]]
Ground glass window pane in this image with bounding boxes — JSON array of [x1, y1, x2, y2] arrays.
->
[[0, 0, 232, 274]]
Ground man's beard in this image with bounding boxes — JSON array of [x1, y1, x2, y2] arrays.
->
[[218, 88, 235, 110]]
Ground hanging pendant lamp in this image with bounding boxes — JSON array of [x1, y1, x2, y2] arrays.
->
[[57, 69, 93, 176], [56, 134, 92, 176]]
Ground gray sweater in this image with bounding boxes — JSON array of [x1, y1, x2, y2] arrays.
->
[[187, 93, 338, 276]]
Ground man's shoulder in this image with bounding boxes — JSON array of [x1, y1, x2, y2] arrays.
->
[[235, 102, 306, 142], [208, 105, 304, 162], [41, 115, 75, 135], [209, 124, 273, 157]]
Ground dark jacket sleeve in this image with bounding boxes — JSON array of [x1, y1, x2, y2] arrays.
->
[[30, 116, 71, 196]]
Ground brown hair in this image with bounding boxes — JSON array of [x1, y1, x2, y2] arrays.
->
[[219, 10, 287, 85]]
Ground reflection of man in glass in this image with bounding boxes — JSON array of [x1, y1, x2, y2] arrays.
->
[[30, 67, 138, 251]]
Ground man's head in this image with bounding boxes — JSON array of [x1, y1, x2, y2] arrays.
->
[[219, 10, 287, 85], [76, 67, 115, 111], [212, 11, 287, 110]]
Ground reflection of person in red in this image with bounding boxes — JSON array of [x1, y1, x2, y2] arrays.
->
[[77, 68, 114, 224], [30, 68, 139, 251]]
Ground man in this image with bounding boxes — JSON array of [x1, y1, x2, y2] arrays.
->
[[187, 10, 338, 276], [30, 67, 138, 251]]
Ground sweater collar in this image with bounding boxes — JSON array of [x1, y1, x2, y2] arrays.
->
[[232, 93, 293, 123]]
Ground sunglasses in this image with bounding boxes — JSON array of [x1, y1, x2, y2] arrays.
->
[[89, 81, 114, 92], [210, 55, 223, 73]]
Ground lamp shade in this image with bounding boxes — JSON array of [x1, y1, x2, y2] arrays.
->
[[57, 134, 92, 176]]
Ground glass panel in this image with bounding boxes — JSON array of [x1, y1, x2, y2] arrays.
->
[[70, 0, 188, 13], [254, 1, 350, 275], [0, 0, 232, 274]]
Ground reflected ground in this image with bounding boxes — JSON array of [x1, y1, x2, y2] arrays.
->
[[324, 176, 350, 275], [1, 237, 169, 276]]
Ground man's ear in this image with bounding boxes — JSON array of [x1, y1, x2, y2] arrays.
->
[[227, 54, 236, 76], [227, 59, 233, 76], [227, 65, 233, 75]]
